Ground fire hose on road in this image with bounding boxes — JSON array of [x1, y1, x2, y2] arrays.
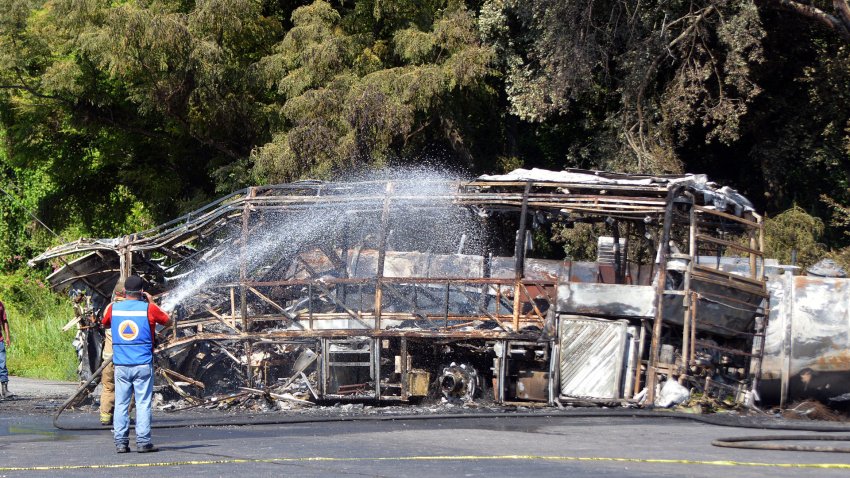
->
[[52, 362, 850, 453]]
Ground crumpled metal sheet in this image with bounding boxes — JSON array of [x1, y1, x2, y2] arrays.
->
[[559, 316, 632, 399]]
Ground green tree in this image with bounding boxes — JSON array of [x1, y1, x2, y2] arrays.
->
[[1, 0, 850, 271], [0, 0, 286, 266], [479, 0, 766, 174], [763, 205, 827, 268], [252, 0, 495, 182]]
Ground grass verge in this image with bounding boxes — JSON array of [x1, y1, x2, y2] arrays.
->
[[0, 270, 77, 381]]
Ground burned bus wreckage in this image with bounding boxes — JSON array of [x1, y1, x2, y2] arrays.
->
[[31, 169, 775, 410]]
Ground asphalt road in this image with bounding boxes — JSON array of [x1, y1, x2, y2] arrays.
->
[[0, 377, 79, 399], [3, 405, 850, 478]]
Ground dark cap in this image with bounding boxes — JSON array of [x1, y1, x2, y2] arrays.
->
[[124, 275, 146, 293]]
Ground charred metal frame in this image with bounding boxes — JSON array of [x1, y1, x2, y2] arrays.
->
[[33, 169, 767, 406]]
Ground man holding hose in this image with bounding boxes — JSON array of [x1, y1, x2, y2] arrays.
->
[[101, 275, 171, 453]]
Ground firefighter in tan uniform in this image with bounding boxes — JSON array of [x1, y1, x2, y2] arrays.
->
[[100, 328, 117, 424]]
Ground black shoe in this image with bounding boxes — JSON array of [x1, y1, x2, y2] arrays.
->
[[137, 443, 159, 453], [116, 444, 130, 454]]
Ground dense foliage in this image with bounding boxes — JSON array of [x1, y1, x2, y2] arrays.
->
[[0, 269, 76, 379], [1, 0, 849, 270]]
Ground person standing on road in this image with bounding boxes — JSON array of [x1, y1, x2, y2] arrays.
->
[[102, 275, 171, 453], [99, 327, 116, 424], [0, 300, 10, 399], [99, 280, 134, 426]]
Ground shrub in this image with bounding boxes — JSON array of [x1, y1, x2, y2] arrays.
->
[[0, 269, 77, 380]]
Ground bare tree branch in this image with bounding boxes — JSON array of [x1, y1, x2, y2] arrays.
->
[[762, 0, 850, 41]]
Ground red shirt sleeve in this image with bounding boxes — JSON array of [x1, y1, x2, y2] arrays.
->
[[147, 303, 170, 326], [102, 303, 113, 327]]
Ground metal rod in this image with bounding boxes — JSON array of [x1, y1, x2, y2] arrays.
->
[[498, 340, 507, 402], [230, 287, 236, 319], [320, 338, 328, 396], [646, 185, 682, 404], [374, 338, 381, 400], [633, 319, 647, 399], [691, 298, 697, 370], [373, 182, 394, 330], [400, 337, 409, 401], [756, 213, 766, 281], [682, 292, 691, 369], [512, 181, 532, 331], [308, 283, 314, 330], [443, 283, 450, 328], [612, 220, 622, 283], [240, 192, 253, 387], [681, 195, 696, 371], [780, 273, 793, 409]]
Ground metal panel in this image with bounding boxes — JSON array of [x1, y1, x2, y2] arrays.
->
[[760, 272, 850, 403], [597, 236, 626, 264], [515, 370, 549, 400], [623, 325, 639, 398], [559, 315, 629, 399], [557, 283, 655, 318]]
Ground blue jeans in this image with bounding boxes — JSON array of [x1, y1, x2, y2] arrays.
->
[[0, 341, 8, 383], [114, 363, 154, 447]]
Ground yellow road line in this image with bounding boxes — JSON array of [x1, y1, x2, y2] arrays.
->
[[1, 455, 850, 471]]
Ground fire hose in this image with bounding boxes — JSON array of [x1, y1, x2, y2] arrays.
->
[[52, 361, 850, 453]]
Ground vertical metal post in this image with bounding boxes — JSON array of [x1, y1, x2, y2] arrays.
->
[[374, 182, 393, 330], [549, 327, 559, 405], [680, 197, 696, 371], [496, 286, 501, 317], [320, 338, 328, 396], [646, 186, 681, 404], [687, 200, 697, 261], [780, 273, 793, 409], [750, 216, 768, 399], [240, 189, 254, 386], [513, 181, 532, 331], [632, 319, 647, 398], [756, 214, 766, 281], [498, 340, 507, 402], [400, 337, 409, 401], [443, 283, 450, 328], [690, 297, 697, 369], [373, 338, 381, 400], [482, 252, 493, 311], [751, 311, 768, 404], [682, 292, 692, 368], [308, 283, 314, 330], [117, 235, 133, 284], [749, 227, 758, 280], [229, 287, 236, 320], [612, 220, 622, 283]]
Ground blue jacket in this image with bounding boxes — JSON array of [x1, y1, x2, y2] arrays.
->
[[111, 300, 154, 366]]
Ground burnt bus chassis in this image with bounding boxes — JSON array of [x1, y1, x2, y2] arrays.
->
[[31, 169, 767, 407]]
